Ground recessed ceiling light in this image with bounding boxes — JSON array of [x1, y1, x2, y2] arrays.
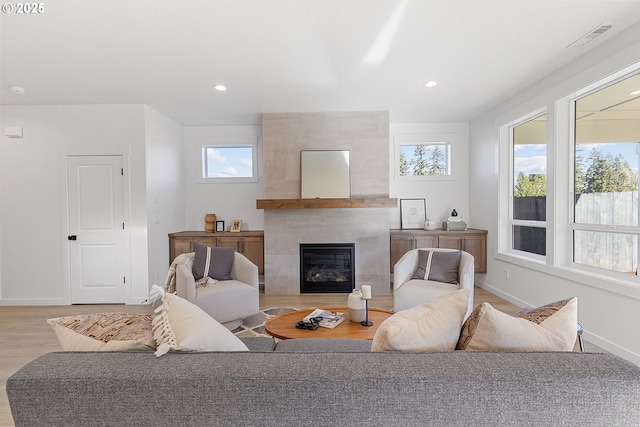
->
[[630, 89, 640, 96], [214, 85, 227, 92], [424, 81, 438, 88], [9, 85, 26, 95]]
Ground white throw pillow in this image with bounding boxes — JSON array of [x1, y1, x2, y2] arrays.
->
[[152, 291, 249, 357], [371, 289, 469, 352], [456, 297, 577, 351]]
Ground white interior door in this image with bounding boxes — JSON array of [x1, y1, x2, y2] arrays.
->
[[67, 156, 127, 303]]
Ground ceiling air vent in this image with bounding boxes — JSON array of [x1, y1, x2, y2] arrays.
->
[[567, 23, 615, 48]]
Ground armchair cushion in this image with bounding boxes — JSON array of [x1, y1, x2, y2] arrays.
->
[[413, 249, 461, 284], [192, 243, 234, 281]]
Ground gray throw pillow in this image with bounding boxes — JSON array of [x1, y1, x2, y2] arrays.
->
[[413, 250, 461, 284], [192, 243, 234, 281]]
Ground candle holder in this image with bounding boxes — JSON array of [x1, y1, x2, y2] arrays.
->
[[361, 285, 373, 327]]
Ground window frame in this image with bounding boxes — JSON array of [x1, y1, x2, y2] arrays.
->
[[196, 136, 259, 184], [393, 134, 454, 181], [567, 71, 640, 277], [498, 107, 548, 262]]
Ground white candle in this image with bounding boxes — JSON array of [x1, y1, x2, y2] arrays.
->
[[361, 285, 372, 299]]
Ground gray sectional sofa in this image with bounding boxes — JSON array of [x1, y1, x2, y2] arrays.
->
[[8, 337, 640, 427]]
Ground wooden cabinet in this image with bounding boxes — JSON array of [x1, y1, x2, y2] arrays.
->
[[169, 231, 264, 274], [390, 228, 487, 273]]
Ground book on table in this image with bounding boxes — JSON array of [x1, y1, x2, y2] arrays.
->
[[303, 308, 346, 329]]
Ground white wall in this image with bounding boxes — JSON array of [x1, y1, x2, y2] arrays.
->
[[469, 23, 640, 365], [144, 106, 184, 290], [0, 104, 149, 305], [389, 123, 470, 227], [182, 126, 264, 232]]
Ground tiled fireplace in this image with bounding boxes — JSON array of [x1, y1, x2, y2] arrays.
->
[[261, 111, 392, 295]]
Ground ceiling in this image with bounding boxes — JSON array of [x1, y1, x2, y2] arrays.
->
[[2, 0, 640, 126]]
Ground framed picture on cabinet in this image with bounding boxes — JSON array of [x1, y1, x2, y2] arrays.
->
[[400, 198, 426, 229], [230, 219, 242, 233], [216, 220, 225, 232]]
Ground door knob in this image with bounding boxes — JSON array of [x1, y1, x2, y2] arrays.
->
[[68, 235, 77, 241]]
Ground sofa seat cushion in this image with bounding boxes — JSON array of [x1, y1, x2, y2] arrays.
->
[[47, 313, 156, 352], [275, 338, 372, 352], [372, 289, 469, 352], [396, 278, 459, 299], [457, 297, 578, 351]]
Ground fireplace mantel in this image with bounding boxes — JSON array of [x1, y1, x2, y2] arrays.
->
[[256, 197, 397, 210]]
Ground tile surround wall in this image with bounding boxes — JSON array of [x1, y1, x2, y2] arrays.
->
[[262, 111, 392, 295]]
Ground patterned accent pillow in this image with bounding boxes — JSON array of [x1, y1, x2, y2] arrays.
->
[[413, 250, 461, 284], [192, 243, 234, 281], [513, 298, 574, 324], [47, 313, 156, 351], [456, 297, 577, 351]]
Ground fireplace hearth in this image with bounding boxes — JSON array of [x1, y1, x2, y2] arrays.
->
[[300, 243, 355, 293]]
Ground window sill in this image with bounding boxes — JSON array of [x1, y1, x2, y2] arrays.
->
[[495, 252, 640, 301]]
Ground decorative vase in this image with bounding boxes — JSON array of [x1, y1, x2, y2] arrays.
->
[[424, 218, 437, 230], [347, 289, 366, 323], [205, 213, 217, 233]]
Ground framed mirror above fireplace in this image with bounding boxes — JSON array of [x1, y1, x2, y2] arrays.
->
[[301, 150, 350, 198]]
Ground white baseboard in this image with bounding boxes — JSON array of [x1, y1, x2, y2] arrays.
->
[[0, 298, 66, 306]]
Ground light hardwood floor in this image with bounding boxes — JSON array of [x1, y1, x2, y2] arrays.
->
[[0, 287, 593, 427]]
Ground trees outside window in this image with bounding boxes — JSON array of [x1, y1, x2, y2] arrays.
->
[[572, 72, 640, 275], [399, 143, 450, 176], [511, 113, 547, 256]]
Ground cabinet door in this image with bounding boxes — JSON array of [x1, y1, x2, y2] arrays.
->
[[414, 235, 437, 249], [390, 235, 415, 272], [437, 235, 462, 250], [216, 236, 240, 251], [170, 238, 192, 263], [461, 235, 486, 273], [241, 236, 264, 274]]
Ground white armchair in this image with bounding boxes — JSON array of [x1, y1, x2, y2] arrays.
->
[[393, 248, 474, 318], [176, 252, 259, 329]]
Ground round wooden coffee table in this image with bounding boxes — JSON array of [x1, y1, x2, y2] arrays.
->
[[264, 306, 393, 340]]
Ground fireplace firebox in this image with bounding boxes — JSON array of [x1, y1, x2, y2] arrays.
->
[[300, 243, 355, 293]]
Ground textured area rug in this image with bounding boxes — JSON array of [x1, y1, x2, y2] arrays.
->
[[231, 307, 298, 338]]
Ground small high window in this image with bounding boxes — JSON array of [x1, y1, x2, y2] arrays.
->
[[397, 143, 451, 177], [198, 136, 258, 183]]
